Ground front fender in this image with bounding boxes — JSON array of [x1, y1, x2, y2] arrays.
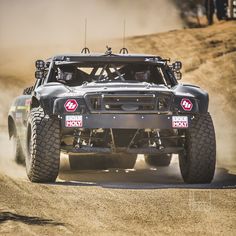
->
[[173, 84, 209, 113], [33, 83, 70, 115]]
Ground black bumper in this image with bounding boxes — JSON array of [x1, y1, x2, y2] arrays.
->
[[62, 146, 184, 154], [61, 114, 191, 129]]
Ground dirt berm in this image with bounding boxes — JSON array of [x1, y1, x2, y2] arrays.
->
[[0, 21, 236, 235]]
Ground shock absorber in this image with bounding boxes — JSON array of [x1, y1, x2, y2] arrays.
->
[[155, 130, 164, 150], [73, 130, 82, 148]]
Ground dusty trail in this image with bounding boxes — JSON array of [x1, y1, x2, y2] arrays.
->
[[0, 22, 236, 235], [0, 131, 236, 235], [1, 166, 236, 235], [1, 159, 236, 235]]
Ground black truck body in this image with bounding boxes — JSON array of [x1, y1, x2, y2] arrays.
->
[[8, 50, 216, 183]]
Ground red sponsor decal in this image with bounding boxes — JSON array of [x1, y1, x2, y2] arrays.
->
[[181, 98, 193, 111], [64, 99, 78, 112]]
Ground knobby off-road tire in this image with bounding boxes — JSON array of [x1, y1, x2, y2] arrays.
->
[[12, 135, 25, 164], [26, 107, 60, 183], [179, 113, 216, 184], [145, 154, 172, 167]]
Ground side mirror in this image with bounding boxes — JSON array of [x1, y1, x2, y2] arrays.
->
[[35, 70, 44, 79], [35, 60, 45, 70], [172, 61, 182, 71]]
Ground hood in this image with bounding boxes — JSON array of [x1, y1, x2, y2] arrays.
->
[[67, 82, 171, 96]]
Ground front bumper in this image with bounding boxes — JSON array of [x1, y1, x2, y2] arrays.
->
[[62, 146, 184, 155], [61, 114, 192, 130]]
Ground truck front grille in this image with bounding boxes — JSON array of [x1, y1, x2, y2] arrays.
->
[[84, 92, 172, 113]]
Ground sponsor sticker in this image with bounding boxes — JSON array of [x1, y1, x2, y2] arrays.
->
[[181, 98, 193, 111], [172, 116, 188, 128], [25, 99, 31, 106], [65, 115, 83, 127], [64, 99, 78, 112]]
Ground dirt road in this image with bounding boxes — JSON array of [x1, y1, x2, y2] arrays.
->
[[0, 21, 236, 235], [0, 131, 236, 235]]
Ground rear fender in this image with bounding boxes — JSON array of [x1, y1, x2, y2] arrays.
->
[[8, 115, 16, 139]]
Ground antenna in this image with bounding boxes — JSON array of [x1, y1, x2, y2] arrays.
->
[[84, 18, 87, 48], [81, 18, 90, 54], [123, 18, 126, 49], [119, 19, 129, 54]]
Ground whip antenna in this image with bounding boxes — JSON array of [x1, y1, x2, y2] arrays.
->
[[123, 19, 126, 49], [81, 18, 90, 54], [84, 18, 87, 48], [120, 19, 128, 54]]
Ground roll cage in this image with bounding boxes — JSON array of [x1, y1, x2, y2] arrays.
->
[[34, 54, 179, 89]]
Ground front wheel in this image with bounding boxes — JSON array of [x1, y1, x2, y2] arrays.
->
[[179, 113, 216, 184], [26, 107, 60, 182]]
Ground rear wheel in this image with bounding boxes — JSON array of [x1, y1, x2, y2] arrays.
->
[[179, 113, 216, 184], [145, 154, 172, 167], [69, 155, 108, 170], [109, 154, 137, 169], [69, 154, 137, 170], [12, 135, 25, 164], [26, 107, 60, 182]]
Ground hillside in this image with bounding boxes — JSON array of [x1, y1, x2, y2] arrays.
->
[[126, 21, 236, 164]]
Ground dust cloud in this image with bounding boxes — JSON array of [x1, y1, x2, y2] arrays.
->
[[0, 0, 183, 83], [0, 0, 182, 49], [0, 0, 183, 171], [0, 131, 26, 177], [0, 0, 183, 124]]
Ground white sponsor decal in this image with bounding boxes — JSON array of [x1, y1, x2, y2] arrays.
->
[[172, 116, 188, 128], [65, 115, 83, 127]]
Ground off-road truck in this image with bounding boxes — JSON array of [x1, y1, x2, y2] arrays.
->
[[8, 48, 216, 183]]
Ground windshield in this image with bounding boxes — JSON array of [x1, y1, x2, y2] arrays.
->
[[49, 63, 168, 86]]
